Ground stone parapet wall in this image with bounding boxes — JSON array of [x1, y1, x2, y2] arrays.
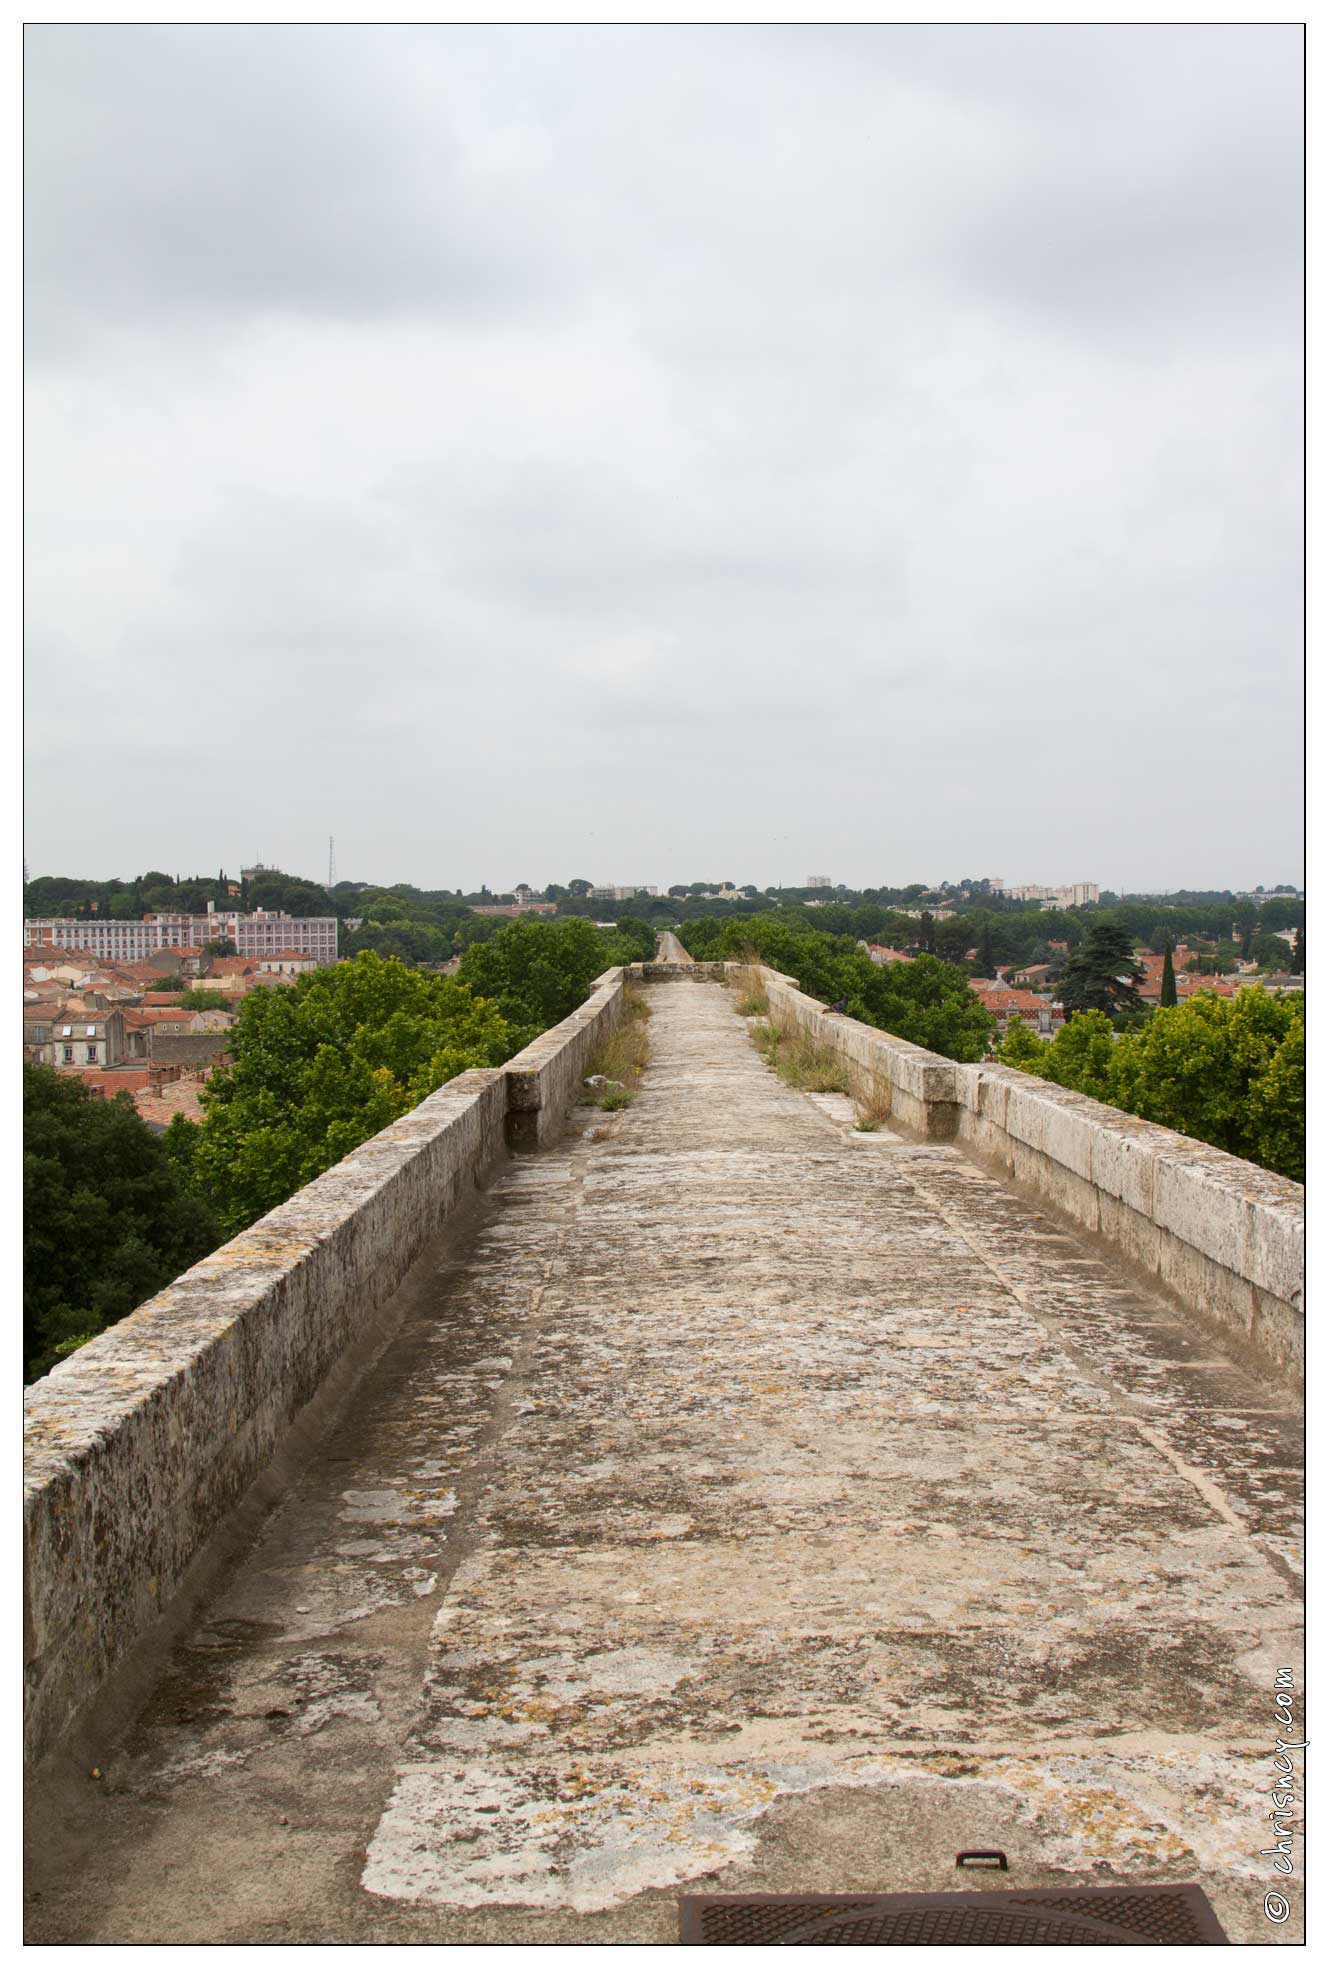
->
[[740, 963, 1303, 1387], [627, 961, 730, 984], [24, 976, 626, 1766], [504, 968, 624, 1148], [757, 970, 960, 1139]]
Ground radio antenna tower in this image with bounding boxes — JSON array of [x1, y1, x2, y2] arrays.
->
[[328, 835, 337, 889]]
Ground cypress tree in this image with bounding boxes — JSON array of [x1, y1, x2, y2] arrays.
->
[[1291, 928, 1304, 975], [1160, 941, 1177, 1007]]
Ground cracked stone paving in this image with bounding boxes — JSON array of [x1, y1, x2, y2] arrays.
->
[[25, 981, 1304, 1943]]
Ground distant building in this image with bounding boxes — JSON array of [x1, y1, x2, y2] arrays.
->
[[24, 1011, 56, 1064], [971, 985, 1065, 1037], [589, 885, 659, 903], [1006, 882, 1100, 909], [256, 950, 319, 976], [806, 876, 831, 890], [471, 901, 559, 918], [24, 910, 338, 966], [49, 1009, 126, 1070]]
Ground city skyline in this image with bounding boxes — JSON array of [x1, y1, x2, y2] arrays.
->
[[21, 850, 1303, 898]]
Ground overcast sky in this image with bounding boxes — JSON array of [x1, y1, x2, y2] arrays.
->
[[25, 25, 1303, 895]]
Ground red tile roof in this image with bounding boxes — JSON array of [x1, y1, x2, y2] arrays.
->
[[973, 986, 1057, 1014]]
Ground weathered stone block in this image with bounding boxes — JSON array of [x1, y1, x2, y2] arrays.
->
[[1153, 1148, 1254, 1278], [1089, 1114, 1162, 1218], [1244, 1194, 1305, 1309]]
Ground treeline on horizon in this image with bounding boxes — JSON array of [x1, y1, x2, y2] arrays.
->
[[23, 866, 1305, 980]]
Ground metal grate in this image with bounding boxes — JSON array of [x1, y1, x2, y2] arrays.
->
[[679, 1886, 1229, 1945]]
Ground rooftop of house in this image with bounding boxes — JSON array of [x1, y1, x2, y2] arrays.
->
[[133, 1074, 210, 1129], [972, 986, 1059, 1014], [116, 960, 184, 982]]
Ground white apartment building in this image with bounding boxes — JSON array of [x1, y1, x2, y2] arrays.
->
[[1006, 882, 1100, 908], [24, 910, 339, 966], [589, 885, 659, 903], [806, 876, 832, 889]]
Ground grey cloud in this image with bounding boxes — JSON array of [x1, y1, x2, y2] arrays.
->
[[25, 26, 570, 340], [23, 25, 1302, 890]]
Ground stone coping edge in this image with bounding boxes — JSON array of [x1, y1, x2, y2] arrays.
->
[[737, 963, 1303, 1385], [23, 970, 626, 1765]]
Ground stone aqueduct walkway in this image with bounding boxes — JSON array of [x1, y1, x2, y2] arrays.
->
[[27, 980, 1303, 1943]]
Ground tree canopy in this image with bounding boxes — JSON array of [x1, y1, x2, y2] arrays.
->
[[678, 915, 995, 1061], [192, 951, 519, 1235], [457, 917, 648, 1038], [997, 986, 1304, 1181], [1058, 923, 1144, 1017], [24, 1064, 220, 1380]]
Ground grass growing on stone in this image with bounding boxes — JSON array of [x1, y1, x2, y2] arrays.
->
[[852, 1073, 893, 1132], [732, 960, 769, 1017], [727, 951, 769, 1017], [584, 986, 652, 1109], [749, 1015, 852, 1094]]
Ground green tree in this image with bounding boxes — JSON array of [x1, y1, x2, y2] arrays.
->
[[458, 918, 620, 1036], [997, 1019, 1046, 1069], [193, 952, 518, 1236], [1290, 928, 1304, 975], [177, 988, 231, 1012], [677, 915, 994, 1062], [204, 937, 237, 958], [1058, 923, 1144, 1018], [24, 1065, 220, 1380], [1160, 941, 1177, 1008], [1251, 934, 1292, 971], [246, 873, 335, 918], [611, 917, 658, 963], [997, 989, 1303, 1182], [1010, 1008, 1120, 1103], [1233, 898, 1258, 959], [1246, 1017, 1305, 1182], [1110, 988, 1300, 1166], [567, 878, 593, 897]]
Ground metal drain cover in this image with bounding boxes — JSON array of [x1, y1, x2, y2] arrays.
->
[[678, 1885, 1229, 1945]]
